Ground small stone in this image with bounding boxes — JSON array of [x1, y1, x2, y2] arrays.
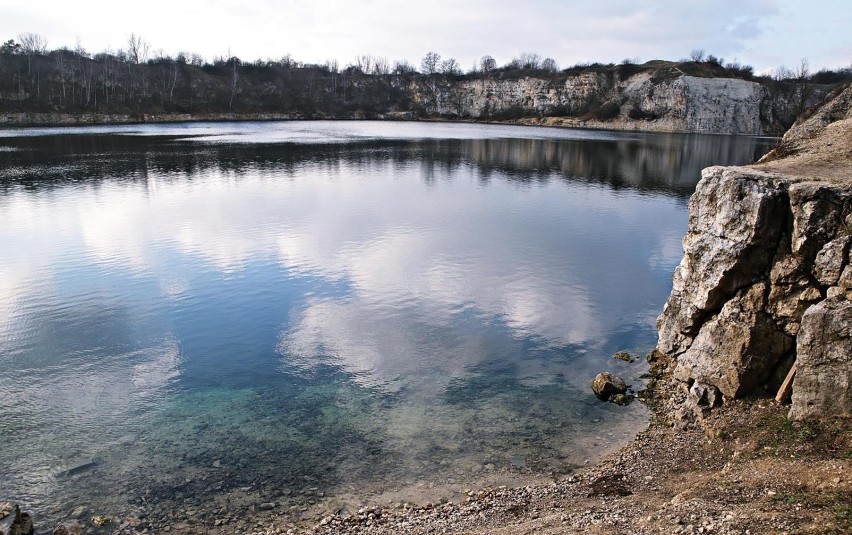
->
[[591, 372, 628, 400], [688, 382, 723, 408], [610, 393, 633, 405], [613, 351, 636, 363], [91, 515, 110, 526]]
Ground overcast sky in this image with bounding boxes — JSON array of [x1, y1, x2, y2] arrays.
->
[[1, 0, 849, 74]]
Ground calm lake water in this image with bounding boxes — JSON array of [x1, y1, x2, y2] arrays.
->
[[0, 121, 772, 527]]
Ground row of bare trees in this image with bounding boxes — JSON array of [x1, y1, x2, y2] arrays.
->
[[1, 32, 849, 120]]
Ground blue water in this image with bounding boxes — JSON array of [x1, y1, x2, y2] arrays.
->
[[0, 121, 772, 527]]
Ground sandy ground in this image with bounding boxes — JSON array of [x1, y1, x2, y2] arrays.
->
[[754, 118, 852, 181]]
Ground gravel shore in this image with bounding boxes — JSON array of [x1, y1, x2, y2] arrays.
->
[[272, 354, 850, 535]]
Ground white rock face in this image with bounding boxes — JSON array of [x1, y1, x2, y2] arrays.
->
[[656, 167, 789, 357], [410, 73, 770, 134], [681, 77, 765, 135], [656, 167, 852, 417]]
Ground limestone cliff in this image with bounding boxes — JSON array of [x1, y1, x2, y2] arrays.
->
[[410, 72, 823, 135], [2, 57, 831, 135], [656, 84, 852, 418]]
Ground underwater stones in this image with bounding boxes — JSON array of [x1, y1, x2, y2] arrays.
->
[[90, 515, 110, 526], [591, 373, 628, 401], [52, 521, 82, 535], [0, 504, 33, 535], [613, 351, 637, 363], [609, 394, 633, 406]]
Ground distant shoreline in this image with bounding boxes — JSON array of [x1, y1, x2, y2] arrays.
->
[[0, 112, 766, 136]]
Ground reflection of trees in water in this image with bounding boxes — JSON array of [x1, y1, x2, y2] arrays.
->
[[456, 135, 772, 196], [0, 132, 772, 198]]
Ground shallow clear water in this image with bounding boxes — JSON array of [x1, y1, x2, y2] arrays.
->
[[0, 121, 772, 526]]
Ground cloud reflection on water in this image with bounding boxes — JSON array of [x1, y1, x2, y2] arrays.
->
[[0, 122, 774, 520]]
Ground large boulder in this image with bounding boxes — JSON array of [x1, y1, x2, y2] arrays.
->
[[790, 298, 852, 419]]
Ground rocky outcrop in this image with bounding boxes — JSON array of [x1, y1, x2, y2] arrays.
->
[[411, 73, 824, 135], [657, 84, 852, 419]]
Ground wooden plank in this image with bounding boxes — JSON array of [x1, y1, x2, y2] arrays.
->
[[775, 362, 797, 404]]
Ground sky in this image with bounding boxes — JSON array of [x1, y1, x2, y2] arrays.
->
[[1, 0, 849, 74]]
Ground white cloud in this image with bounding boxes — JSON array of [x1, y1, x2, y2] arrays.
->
[[1, 0, 848, 72]]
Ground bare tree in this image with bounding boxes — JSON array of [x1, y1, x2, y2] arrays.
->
[[774, 65, 794, 80], [354, 54, 373, 74], [393, 59, 416, 74], [689, 49, 706, 62], [514, 52, 541, 69], [480, 55, 497, 73], [74, 38, 88, 58], [541, 57, 558, 72], [421, 51, 441, 74], [18, 32, 47, 77], [18, 32, 48, 55], [126, 33, 149, 64], [229, 57, 240, 110], [795, 57, 810, 80], [440, 58, 461, 75], [372, 56, 390, 75]]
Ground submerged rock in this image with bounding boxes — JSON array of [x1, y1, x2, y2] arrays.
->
[[613, 351, 637, 363], [52, 521, 83, 535], [591, 373, 628, 401], [90, 515, 110, 527], [0, 504, 34, 535]]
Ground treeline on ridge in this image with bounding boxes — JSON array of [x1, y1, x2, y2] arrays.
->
[[1, 33, 850, 120]]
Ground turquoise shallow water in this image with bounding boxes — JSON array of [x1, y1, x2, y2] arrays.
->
[[0, 121, 773, 526]]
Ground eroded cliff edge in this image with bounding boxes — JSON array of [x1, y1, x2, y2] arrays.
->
[[657, 83, 852, 419]]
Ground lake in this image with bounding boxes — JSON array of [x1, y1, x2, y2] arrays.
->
[[0, 121, 772, 528]]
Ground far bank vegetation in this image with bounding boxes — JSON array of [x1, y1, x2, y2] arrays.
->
[[1, 35, 850, 123]]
